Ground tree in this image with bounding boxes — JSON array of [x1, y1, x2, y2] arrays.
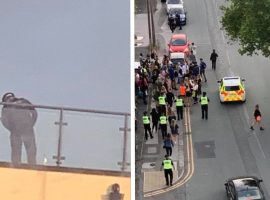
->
[[220, 0, 270, 57]]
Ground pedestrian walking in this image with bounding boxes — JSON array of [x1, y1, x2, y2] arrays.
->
[[161, 154, 175, 186], [1, 92, 38, 165], [158, 93, 167, 115], [175, 13, 182, 30], [159, 112, 167, 140], [250, 104, 264, 131], [167, 107, 177, 125], [142, 111, 153, 140], [179, 81, 187, 106], [166, 88, 175, 108], [199, 58, 207, 82], [168, 14, 176, 33], [150, 108, 159, 133], [163, 134, 174, 156], [199, 92, 210, 120], [189, 42, 197, 55], [170, 119, 179, 142], [191, 80, 199, 104], [210, 49, 218, 70], [188, 50, 196, 64], [175, 95, 184, 120]]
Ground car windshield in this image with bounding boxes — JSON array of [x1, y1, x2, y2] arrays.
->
[[171, 39, 186, 46], [167, 0, 180, 4], [237, 189, 262, 200], [169, 8, 185, 14], [224, 86, 240, 91]]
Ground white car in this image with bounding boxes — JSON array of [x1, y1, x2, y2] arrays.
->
[[170, 52, 185, 65], [217, 76, 246, 103], [166, 0, 184, 14]]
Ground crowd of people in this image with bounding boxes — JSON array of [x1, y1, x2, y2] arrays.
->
[[135, 44, 211, 145], [135, 44, 212, 186]]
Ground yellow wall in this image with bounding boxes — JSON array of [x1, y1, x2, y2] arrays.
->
[[0, 167, 130, 200]]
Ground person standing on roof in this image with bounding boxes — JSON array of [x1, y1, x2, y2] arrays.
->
[[199, 92, 210, 120], [1, 92, 38, 165], [250, 104, 264, 131], [210, 49, 218, 70]]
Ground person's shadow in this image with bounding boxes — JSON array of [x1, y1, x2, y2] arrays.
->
[[101, 183, 124, 200]]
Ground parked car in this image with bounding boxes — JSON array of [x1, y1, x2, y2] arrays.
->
[[168, 34, 190, 54], [225, 176, 265, 200]]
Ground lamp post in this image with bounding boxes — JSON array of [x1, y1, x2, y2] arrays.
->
[[146, 0, 152, 51], [149, 0, 156, 50]]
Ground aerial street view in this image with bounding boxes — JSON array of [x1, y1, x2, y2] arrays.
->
[[135, 0, 270, 199]]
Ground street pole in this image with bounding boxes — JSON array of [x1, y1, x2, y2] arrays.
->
[[149, 0, 156, 51], [146, 0, 152, 52]]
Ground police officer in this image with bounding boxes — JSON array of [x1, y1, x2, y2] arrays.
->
[[159, 112, 167, 140], [199, 92, 210, 120], [175, 12, 182, 30], [175, 95, 184, 120], [143, 111, 153, 140], [161, 154, 175, 186], [168, 14, 176, 33], [158, 93, 167, 115], [1, 92, 38, 164]]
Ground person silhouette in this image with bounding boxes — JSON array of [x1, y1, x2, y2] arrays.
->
[[1, 92, 38, 165]]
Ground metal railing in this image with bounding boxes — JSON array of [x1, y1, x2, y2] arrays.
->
[[0, 102, 130, 172]]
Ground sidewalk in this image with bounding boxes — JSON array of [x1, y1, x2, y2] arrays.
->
[[135, 1, 185, 198], [141, 90, 185, 195]]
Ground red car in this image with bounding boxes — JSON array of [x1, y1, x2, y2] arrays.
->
[[168, 34, 190, 54]]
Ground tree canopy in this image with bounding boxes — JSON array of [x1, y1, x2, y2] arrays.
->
[[221, 0, 270, 57]]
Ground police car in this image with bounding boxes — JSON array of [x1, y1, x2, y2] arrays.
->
[[218, 76, 246, 103], [225, 176, 265, 200]]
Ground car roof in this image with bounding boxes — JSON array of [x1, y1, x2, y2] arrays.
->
[[171, 34, 187, 40], [168, 4, 184, 9], [222, 76, 241, 86], [231, 177, 260, 192]]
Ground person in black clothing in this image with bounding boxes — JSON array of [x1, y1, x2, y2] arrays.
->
[[168, 14, 176, 33], [210, 49, 218, 70], [175, 13, 182, 30], [109, 183, 124, 200], [199, 58, 207, 82], [166, 88, 175, 108], [150, 108, 159, 133], [250, 104, 264, 131], [1, 92, 38, 165]]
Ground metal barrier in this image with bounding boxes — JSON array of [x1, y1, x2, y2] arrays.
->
[[0, 102, 130, 172]]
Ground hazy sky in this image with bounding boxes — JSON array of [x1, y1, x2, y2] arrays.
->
[[0, 0, 130, 112]]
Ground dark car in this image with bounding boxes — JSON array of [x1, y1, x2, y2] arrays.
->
[[225, 176, 265, 200], [167, 7, 187, 25]]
